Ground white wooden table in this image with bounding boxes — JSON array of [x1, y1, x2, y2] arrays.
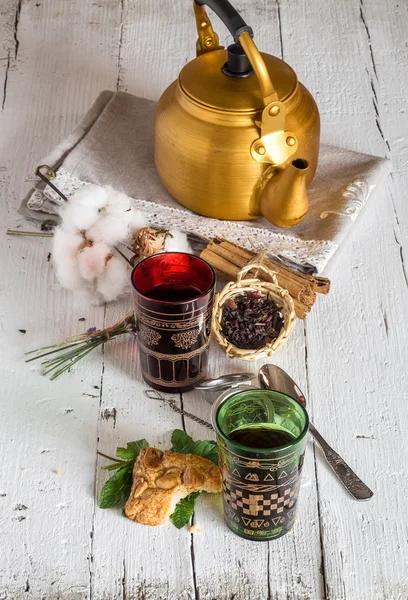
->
[[1, 1, 407, 598]]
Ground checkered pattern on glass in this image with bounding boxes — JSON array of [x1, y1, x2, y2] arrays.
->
[[223, 481, 297, 517]]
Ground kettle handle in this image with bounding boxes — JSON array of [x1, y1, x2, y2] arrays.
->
[[194, 0, 298, 166], [238, 31, 278, 105], [194, 0, 253, 42], [194, 0, 278, 106]]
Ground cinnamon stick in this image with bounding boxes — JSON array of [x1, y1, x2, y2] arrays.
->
[[215, 237, 330, 294], [209, 240, 316, 303], [207, 241, 248, 269], [248, 256, 316, 305], [215, 238, 253, 260], [260, 255, 331, 295], [291, 300, 310, 320], [200, 249, 240, 280]]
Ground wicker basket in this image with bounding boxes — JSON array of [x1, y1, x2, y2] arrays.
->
[[212, 263, 296, 361]]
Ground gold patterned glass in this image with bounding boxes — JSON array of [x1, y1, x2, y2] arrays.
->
[[131, 252, 215, 393], [212, 388, 309, 541]]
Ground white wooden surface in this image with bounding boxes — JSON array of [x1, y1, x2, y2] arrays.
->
[[0, 1, 407, 598]]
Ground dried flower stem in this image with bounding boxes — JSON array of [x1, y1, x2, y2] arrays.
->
[[6, 230, 54, 238], [26, 311, 137, 380], [97, 451, 123, 463]]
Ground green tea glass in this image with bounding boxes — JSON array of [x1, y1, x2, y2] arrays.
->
[[212, 387, 309, 541]]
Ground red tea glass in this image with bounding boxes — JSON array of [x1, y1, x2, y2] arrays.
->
[[131, 252, 215, 392]]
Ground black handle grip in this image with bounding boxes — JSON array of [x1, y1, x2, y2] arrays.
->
[[194, 0, 253, 42]]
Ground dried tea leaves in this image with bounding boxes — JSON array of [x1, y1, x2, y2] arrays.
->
[[220, 291, 283, 350]]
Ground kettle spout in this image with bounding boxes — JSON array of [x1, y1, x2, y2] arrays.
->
[[260, 158, 309, 228]]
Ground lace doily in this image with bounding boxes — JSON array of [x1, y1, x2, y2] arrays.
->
[[28, 168, 338, 272]]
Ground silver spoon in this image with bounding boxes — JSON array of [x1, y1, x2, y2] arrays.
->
[[195, 372, 254, 391], [258, 364, 374, 501]]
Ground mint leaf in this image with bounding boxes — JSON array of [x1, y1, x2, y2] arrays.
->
[[101, 460, 133, 471], [171, 430, 218, 465], [170, 430, 194, 454], [170, 492, 200, 529], [99, 464, 133, 509], [189, 440, 219, 466], [116, 439, 149, 460], [100, 439, 149, 509]]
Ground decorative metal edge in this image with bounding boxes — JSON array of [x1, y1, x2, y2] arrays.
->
[[134, 301, 214, 317], [138, 338, 211, 361], [137, 307, 212, 331]]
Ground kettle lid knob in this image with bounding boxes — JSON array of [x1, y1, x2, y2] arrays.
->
[[221, 43, 254, 78]]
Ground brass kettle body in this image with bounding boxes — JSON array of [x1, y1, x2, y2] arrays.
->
[[154, 0, 320, 226]]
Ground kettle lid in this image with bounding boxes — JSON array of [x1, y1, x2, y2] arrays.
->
[[179, 48, 298, 112]]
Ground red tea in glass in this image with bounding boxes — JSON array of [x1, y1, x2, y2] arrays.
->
[[131, 252, 215, 392]]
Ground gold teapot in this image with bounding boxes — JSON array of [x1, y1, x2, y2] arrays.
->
[[155, 0, 320, 227]]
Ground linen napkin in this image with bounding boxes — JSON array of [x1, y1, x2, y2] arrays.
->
[[19, 91, 391, 273]]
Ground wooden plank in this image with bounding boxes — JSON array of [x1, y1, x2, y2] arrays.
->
[[279, 0, 386, 157], [90, 299, 195, 599], [0, 0, 121, 598], [281, 0, 408, 598], [306, 194, 408, 600], [82, 2, 198, 597], [117, 0, 197, 99], [361, 0, 408, 246], [0, 238, 103, 600], [0, 0, 19, 110]]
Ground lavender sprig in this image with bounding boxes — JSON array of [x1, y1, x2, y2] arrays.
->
[[25, 312, 137, 380]]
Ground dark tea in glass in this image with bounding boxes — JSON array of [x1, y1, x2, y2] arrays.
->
[[212, 388, 309, 541], [131, 252, 215, 393]]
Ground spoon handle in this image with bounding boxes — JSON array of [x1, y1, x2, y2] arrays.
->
[[309, 423, 373, 500]]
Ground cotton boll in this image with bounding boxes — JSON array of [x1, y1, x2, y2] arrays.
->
[[59, 185, 110, 233], [52, 228, 84, 290], [77, 241, 112, 282], [128, 209, 148, 233], [60, 184, 148, 247], [105, 188, 132, 212], [97, 188, 132, 223], [165, 229, 192, 254], [52, 184, 152, 303], [96, 256, 129, 302], [87, 189, 143, 245], [72, 185, 110, 211], [87, 211, 130, 246], [52, 227, 83, 262], [59, 202, 97, 234], [54, 254, 83, 290]]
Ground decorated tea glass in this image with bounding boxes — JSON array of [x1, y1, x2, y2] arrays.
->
[[212, 387, 309, 541], [131, 252, 215, 393]]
